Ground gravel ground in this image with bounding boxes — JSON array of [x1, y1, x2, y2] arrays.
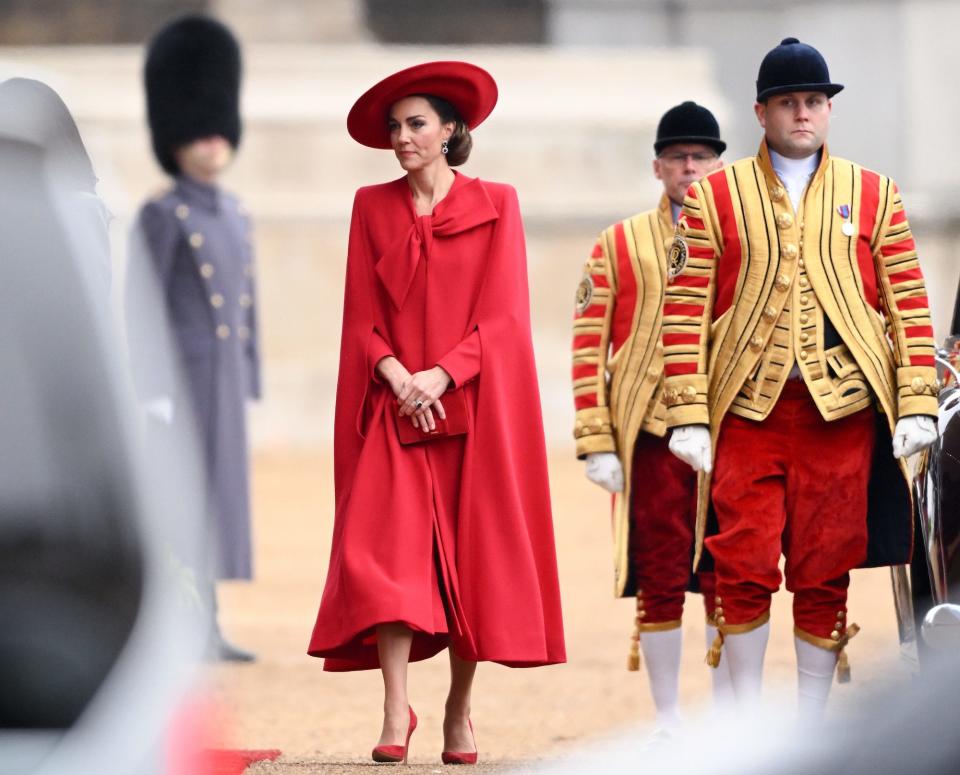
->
[[205, 452, 912, 774]]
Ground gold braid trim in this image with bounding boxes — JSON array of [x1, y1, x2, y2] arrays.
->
[[794, 624, 861, 684], [706, 611, 771, 669], [720, 611, 770, 634], [638, 619, 682, 633]]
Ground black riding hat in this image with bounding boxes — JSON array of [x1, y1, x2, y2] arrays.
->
[[145, 15, 242, 175], [654, 101, 726, 156], [756, 37, 843, 102]]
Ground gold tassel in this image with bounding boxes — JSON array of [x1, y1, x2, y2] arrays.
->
[[836, 648, 851, 684], [628, 594, 644, 672], [628, 624, 641, 672], [835, 622, 859, 684], [705, 630, 723, 669]]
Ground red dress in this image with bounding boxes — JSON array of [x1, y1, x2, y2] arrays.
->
[[308, 172, 566, 671]]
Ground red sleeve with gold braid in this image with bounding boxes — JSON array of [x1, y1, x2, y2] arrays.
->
[[870, 178, 938, 417], [572, 236, 617, 457], [661, 181, 719, 428]]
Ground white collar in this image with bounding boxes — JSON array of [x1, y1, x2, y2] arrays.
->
[[769, 148, 819, 183]]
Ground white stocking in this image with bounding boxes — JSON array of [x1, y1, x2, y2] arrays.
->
[[723, 622, 770, 704], [795, 636, 837, 722], [640, 628, 683, 729]]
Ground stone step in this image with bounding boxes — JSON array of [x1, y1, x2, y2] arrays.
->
[[0, 43, 724, 222], [213, 0, 370, 44], [0, 43, 725, 449]]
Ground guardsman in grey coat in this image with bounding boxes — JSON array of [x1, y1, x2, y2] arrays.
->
[[127, 15, 260, 661]]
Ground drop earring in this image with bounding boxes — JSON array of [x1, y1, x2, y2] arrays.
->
[[441, 139, 449, 155]]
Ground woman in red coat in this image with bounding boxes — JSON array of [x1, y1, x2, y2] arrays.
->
[[308, 62, 565, 764]]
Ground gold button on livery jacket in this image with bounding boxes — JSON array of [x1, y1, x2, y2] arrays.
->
[[662, 140, 938, 569], [571, 196, 675, 597]]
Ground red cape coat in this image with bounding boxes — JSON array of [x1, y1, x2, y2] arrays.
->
[[308, 172, 566, 671]]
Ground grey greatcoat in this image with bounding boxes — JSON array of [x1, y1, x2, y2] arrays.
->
[[128, 175, 260, 580]]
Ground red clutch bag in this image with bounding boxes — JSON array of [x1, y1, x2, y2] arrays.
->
[[395, 389, 469, 445]]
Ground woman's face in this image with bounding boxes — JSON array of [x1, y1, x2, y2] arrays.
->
[[388, 96, 454, 172]]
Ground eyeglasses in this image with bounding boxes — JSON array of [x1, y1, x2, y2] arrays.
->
[[658, 152, 718, 166]]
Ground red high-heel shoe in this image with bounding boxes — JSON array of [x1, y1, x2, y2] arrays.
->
[[372, 706, 417, 764], [441, 719, 478, 765]]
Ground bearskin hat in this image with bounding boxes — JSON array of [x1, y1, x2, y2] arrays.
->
[[144, 15, 242, 175]]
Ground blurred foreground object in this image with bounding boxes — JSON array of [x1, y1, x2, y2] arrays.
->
[[542, 649, 960, 775], [0, 79, 209, 774], [908, 347, 960, 660]]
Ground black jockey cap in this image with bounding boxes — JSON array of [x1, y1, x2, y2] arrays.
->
[[145, 15, 242, 175], [654, 101, 726, 156], [756, 37, 844, 102]]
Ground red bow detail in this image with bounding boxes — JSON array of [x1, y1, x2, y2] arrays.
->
[[376, 178, 499, 310]]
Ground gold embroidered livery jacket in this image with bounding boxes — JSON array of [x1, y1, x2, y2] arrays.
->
[[661, 142, 938, 569], [571, 196, 674, 596]]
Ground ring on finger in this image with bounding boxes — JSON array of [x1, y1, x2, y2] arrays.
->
[[415, 399, 424, 410]]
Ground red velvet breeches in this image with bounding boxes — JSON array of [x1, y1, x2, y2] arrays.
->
[[630, 431, 715, 626], [707, 380, 875, 640]]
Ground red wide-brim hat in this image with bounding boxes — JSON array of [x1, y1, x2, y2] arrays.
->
[[347, 61, 498, 149]]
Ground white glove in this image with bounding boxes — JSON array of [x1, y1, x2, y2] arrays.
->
[[668, 424, 712, 473], [585, 452, 624, 494], [892, 415, 937, 459], [143, 396, 175, 426]]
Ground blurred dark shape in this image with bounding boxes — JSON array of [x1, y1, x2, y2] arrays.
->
[[0, 132, 143, 728], [364, 0, 546, 43], [950, 279, 960, 336], [145, 14, 242, 175], [0, 0, 208, 44], [911, 363, 960, 663]]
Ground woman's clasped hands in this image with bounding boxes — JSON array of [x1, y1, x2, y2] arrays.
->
[[379, 356, 452, 431]]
